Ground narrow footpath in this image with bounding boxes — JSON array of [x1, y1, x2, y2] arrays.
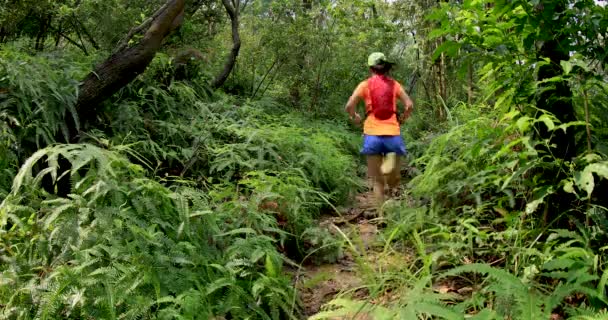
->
[[293, 191, 412, 319]]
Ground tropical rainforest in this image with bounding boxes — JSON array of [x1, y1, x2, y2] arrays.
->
[[1, 0, 608, 319]]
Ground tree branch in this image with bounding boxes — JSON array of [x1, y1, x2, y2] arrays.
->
[[114, 0, 176, 53], [49, 25, 89, 55], [211, 0, 241, 89], [69, 18, 89, 55], [185, 0, 208, 16], [241, 0, 251, 13], [252, 57, 279, 99], [72, 0, 186, 141], [71, 14, 99, 50]]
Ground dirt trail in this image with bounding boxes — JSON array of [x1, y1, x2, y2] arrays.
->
[[291, 190, 460, 319], [295, 192, 394, 318]]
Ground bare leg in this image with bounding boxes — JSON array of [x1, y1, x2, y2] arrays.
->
[[367, 155, 385, 207], [386, 156, 401, 196]]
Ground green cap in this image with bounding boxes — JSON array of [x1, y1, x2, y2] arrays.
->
[[367, 52, 394, 67]]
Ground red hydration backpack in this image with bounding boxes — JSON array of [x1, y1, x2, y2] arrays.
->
[[367, 75, 396, 120]]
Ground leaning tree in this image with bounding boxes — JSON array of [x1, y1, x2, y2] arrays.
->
[[68, 0, 247, 141]]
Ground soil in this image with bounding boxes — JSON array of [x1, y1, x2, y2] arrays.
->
[[294, 192, 390, 318]]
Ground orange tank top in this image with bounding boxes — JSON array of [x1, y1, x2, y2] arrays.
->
[[353, 79, 402, 136]]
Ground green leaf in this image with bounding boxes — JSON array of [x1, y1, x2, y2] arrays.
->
[[265, 254, 278, 277], [537, 114, 555, 131], [586, 162, 608, 179], [252, 281, 264, 298], [556, 121, 586, 133], [432, 41, 462, 61], [429, 28, 450, 39], [469, 309, 499, 320], [525, 186, 554, 214], [543, 258, 576, 271], [563, 180, 575, 194], [570, 162, 608, 199], [574, 170, 594, 199], [538, 75, 565, 84], [309, 299, 395, 320], [561, 60, 573, 75], [205, 278, 233, 295], [516, 116, 532, 133], [216, 227, 257, 237], [415, 302, 463, 320]]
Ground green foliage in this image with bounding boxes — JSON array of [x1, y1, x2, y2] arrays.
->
[[0, 35, 363, 318], [98, 59, 362, 204], [0, 0, 179, 51], [442, 248, 604, 320], [310, 224, 608, 319], [3, 0, 608, 319], [0, 45, 93, 148], [408, 109, 537, 217], [0, 143, 302, 319], [423, 0, 608, 212], [0, 45, 95, 198], [569, 309, 608, 320], [236, 0, 409, 114], [0, 111, 17, 198], [310, 278, 462, 320]]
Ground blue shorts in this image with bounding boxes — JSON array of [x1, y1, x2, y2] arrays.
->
[[360, 135, 407, 155]]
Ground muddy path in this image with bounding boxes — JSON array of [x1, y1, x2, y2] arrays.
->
[[292, 192, 405, 318]]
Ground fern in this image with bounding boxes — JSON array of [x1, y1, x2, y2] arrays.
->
[[442, 263, 601, 319], [1, 143, 298, 319], [569, 307, 608, 320], [0, 42, 367, 320], [0, 46, 90, 149]]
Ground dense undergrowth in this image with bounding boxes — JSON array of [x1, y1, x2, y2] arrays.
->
[[310, 73, 608, 320], [309, 0, 608, 317], [3, 45, 608, 319], [3, 0, 608, 318], [309, 100, 608, 319], [0, 47, 361, 319]]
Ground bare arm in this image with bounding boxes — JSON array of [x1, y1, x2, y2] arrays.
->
[[345, 92, 362, 124], [398, 86, 413, 123]]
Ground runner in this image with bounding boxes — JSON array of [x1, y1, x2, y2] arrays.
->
[[344, 52, 414, 207]]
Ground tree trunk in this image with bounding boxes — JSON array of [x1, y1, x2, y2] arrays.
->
[[211, 0, 241, 89], [1, 27, 7, 43], [42, 0, 185, 197], [68, 21, 90, 55], [252, 57, 279, 99], [440, 51, 447, 100], [54, 23, 63, 47], [534, 0, 578, 223], [467, 61, 473, 105], [35, 15, 52, 51], [434, 49, 445, 120], [535, 4, 577, 161], [71, 0, 185, 141]]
